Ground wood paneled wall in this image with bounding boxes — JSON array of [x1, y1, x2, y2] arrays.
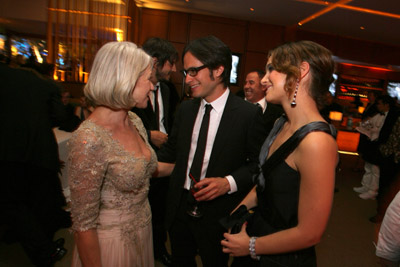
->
[[130, 7, 400, 96]]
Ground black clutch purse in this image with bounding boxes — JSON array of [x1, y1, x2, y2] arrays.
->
[[219, 205, 254, 234]]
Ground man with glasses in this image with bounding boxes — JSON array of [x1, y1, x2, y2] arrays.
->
[[157, 35, 267, 266], [132, 37, 179, 266]]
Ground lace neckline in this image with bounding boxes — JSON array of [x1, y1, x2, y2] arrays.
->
[[84, 117, 151, 162]]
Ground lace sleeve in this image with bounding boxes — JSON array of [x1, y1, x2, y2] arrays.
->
[[67, 127, 108, 232]]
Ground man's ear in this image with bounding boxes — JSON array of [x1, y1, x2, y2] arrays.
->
[[299, 61, 310, 81], [152, 57, 158, 68], [213, 65, 225, 78]]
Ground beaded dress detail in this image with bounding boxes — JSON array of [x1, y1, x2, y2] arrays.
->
[[68, 112, 157, 267]]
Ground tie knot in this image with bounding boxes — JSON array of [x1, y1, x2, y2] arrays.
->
[[204, 104, 212, 115]]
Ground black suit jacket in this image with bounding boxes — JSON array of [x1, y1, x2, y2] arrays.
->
[[378, 107, 400, 145], [0, 64, 69, 172], [359, 107, 400, 164], [132, 81, 179, 149], [263, 103, 284, 135], [158, 91, 268, 228]]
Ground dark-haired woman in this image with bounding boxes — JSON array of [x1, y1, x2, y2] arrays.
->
[[221, 41, 338, 266]]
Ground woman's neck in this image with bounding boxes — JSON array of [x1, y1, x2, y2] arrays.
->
[[283, 99, 325, 133], [89, 106, 130, 129]]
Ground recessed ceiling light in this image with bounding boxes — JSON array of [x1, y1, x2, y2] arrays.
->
[[360, 26, 365, 30], [250, 8, 254, 11], [185, 0, 190, 2]]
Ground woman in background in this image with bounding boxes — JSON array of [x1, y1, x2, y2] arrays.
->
[[68, 41, 155, 267], [221, 41, 338, 266]]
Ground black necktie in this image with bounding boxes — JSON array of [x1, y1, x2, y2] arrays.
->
[[256, 103, 263, 112], [189, 104, 212, 182], [154, 85, 160, 130]]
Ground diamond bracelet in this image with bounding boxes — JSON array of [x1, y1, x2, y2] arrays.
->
[[249, 236, 260, 260]]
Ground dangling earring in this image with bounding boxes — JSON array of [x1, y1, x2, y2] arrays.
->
[[291, 79, 299, 107]]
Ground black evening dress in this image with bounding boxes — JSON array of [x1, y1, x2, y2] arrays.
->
[[233, 116, 336, 267]]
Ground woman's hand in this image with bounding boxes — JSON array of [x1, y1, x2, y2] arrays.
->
[[221, 223, 251, 257]]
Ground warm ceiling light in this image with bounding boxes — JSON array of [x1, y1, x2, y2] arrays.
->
[[360, 26, 365, 30], [185, 0, 190, 2], [296, 0, 400, 20], [298, 22, 303, 26], [297, 0, 352, 26], [341, 63, 391, 72], [250, 8, 254, 11]]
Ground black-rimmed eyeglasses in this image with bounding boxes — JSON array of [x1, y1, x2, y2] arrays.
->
[[181, 65, 207, 77]]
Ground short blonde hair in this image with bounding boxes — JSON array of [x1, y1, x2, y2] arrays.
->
[[84, 41, 152, 109]]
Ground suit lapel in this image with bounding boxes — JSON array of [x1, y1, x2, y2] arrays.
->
[[181, 99, 201, 171], [207, 92, 239, 174], [160, 83, 170, 132]]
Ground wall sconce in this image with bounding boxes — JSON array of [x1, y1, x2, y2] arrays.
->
[[358, 106, 365, 114], [114, 28, 124, 42]]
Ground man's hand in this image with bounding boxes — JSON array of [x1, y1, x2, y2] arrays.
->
[[150, 130, 168, 148], [193, 177, 230, 201]]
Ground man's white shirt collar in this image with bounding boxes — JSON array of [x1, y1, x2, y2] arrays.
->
[[201, 87, 230, 114]]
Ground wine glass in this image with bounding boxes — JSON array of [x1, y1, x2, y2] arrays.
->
[[186, 175, 203, 218]]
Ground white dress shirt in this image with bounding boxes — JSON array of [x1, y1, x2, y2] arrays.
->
[[245, 97, 267, 113], [149, 82, 167, 134], [256, 97, 267, 113], [184, 89, 237, 193]]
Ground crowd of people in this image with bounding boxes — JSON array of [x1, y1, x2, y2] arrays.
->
[[1, 34, 399, 267], [67, 37, 340, 267]]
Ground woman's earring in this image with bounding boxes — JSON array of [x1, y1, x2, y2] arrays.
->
[[291, 79, 299, 107]]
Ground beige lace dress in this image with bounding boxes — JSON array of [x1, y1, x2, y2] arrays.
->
[[68, 112, 157, 267]]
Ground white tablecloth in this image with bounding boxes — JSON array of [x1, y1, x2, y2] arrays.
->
[[53, 127, 73, 201]]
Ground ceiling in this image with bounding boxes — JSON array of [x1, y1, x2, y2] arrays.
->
[[1, 0, 399, 48], [136, 0, 400, 47]]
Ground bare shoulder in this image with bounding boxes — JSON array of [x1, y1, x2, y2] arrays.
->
[[292, 131, 338, 186], [295, 131, 338, 166]]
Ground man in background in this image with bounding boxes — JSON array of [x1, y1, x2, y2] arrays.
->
[[319, 91, 343, 123], [372, 95, 400, 222], [132, 37, 180, 266], [0, 62, 69, 266], [243, 70, 283, 134]]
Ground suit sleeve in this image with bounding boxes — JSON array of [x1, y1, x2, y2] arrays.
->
[[156, 100, 184, 163], [231, 106, 268, 191]]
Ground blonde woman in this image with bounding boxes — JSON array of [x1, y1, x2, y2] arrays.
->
[[68, 41, 155, 267]]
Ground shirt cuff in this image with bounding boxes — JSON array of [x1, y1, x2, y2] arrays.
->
[[226, 175, 237, 194]]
